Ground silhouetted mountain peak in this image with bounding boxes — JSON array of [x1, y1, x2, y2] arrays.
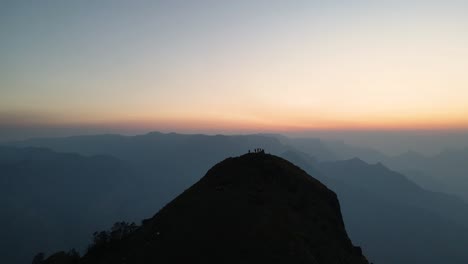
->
[[194, 152, 327, 194], [47, 153, 368, 264]]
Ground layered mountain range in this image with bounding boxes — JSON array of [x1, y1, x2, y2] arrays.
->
[[3, 132, 468, 264]]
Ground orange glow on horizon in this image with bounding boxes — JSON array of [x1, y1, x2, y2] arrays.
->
[[24, 113, 468, 134]]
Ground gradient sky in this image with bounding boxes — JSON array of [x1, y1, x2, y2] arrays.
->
[[1, 0, 468, 139]]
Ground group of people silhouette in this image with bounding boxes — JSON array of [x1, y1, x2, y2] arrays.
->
[[249, 148, 265, 154]]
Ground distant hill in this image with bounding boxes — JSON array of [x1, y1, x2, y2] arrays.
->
[[383, 148, 468, 201], [296, 138, 468, 203], [11, 132, 293, 198], [42, 153, 369, 264], [283, 137, 339, 161], [321, 144, 468, 202], [283, 153, 468, 264], [0, 146, 145, 264], [12, 133, 468, 202], [319, 158, 468, 227], [321, 140, 388, 163], [12, 132, 290, 162]]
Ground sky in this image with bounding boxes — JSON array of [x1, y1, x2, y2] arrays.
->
[[1, 0, 468, 142]]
